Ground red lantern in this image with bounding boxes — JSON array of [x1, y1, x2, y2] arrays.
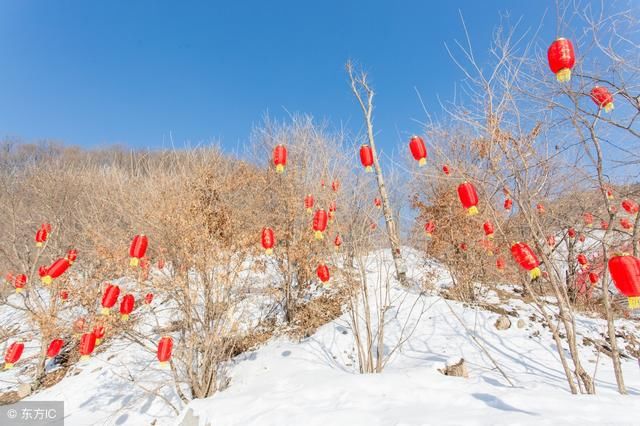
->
[[374, 198, 382, 208], [370, 222, 377, 230], [4, 342, 24, 369], [608, 254, 640, 308], [442, 165, 450, 175], [93, 325, 105, 345], [547, 235, 556, 247], [510, 242, 541, 279], [360, 145, 374, 172], [304, 194, 314, 213], [317, 264, 330, 283], [606, 188, 614, 200], [578, 234, 586, 243], [547, 38, 575, 82], [313, 209, 328, 240], [38, 266, 47, 278], [35, 226, 48, 247], [41, 258, 70, 285], [620, 218, 633, 230], [60, 289, 69, 301], [273, 144, 287, 174], [144, 293, 154, 304], [129, 234, 148, 267], [120, 294, 135, 321], [157, 259, 165, 269], [622, 199, 639, 215], [14, 274, 27, 293], [334, 234, 342, 250], [577, 253, 588, 268], [409, 136, 427, 166], [331, 180, 340, 192], [601, 220, 609, 230], [101, 284, 120, 315], [583, 212, 593, 226], [46, 339, 64, 359], [459, 242, 468, 252], [261, 227, 275, 255], [590, 86, 614, 112], [588, 272, 599, 285], [483, 221, 494, 239], [157, 336, 173, 367], [568, 228, 576, 239], [328, 201, 337, 213], [66, 249, 78, 264], [79, 332, 96, 360], [457, 182, 479, 216], [496, 257, 506, 271], [504, 198, 512, 211], [536, 204, 545, 214], [424, 220, 435, 238]]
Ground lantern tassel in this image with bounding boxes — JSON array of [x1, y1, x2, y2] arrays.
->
[[42, 276, 53, 285], [121, 314, 129, 322], [425, 233, 432, 239], [418, 158, 427, 167], [365, 166, 373, 172], [130, 257, 139, 267], [101, 307, 110, 316], [4, 363, 13, 369], [529, 267, 541, 280], [159, 361, 169, 369], [556, 68, 572, 82], [96, 339, 102, 346], [467, 206, 479, 216], [314, 231, 324, 240], [36, 242, 43, 248], [80, 355, 90, 361], [306, 208, 312, 214], [265, 248, 273, 255], [487, 234, 494, 239], [628, 297, 640, 309], [275, 164, 285, 173], [15, 288, 23, 294], [604, 102, 614, 113]]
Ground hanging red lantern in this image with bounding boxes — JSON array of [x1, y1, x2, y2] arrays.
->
[[459, 242, 468, 252], [601, 220, 609, 230], [608, 254, 640, 308], [496, 257, 506, 271], [41, 258, 70, 285], [370, 222, 377, 230], [424, 221, 435, 238], [14, 274, 27, 293], [360, 145, 374, 172], [101, 284, 120, 315], [261, 227, 275, 255], [442, 165, 450, 175], [38, 265, 47, 278], [35, 225, 48, 247], [144, 293, 154, 304], [536, 204, 545, 214], [79, 332, 96, 360], [620, 218, 633, 230], [93, 325, 105, 345], [4, 342, 24, 369], [313, 209, 328, 240], [320, 179, 326, 189], [157, 259, 165, 269], [457, 182, 479, 216], [622, 199, 639, 215], [567, 228, 576, 238], [60, 289, 69, 301], [331, 180, 340, 192], [483, 221, 494, 239], [583, 212, 593, 226], [120, 294, 135, 321], [504, 198, 512, 211], [480, 238, 495, 256], [129, 234, 148, 267], [547, 38, 575, 82], [46, 339, 64, 359], [328, 201, 337, 213], [334, 234, 342, 250], [273, 144, 287, 174], [577, 253, 588, 268], [510, 242, 541, 279], [157, 336, 173, 367], [588, 272, 599, 285], [66, 249, 78, 264], [578, 234, 586, 243], [546, 235, 556, 247], [408, 136, 427, 166], [374, 198, 382, 208], [317, 264, 330, 283], [590, 86, 614, 112], [304, 194, 314, 213], [606, 188, 614, 200]]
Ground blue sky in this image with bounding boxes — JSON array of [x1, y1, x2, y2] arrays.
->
[[0, 1, 552, 153]]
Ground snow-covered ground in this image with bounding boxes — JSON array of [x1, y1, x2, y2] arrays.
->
[[2, 248, 639, 425]]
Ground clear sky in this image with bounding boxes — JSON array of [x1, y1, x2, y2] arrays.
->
[[0, 1, 552, 153]]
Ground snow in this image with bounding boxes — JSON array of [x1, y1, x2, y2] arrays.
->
[[2, 248, 639, 426]]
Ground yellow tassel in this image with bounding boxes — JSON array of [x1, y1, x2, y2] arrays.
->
[[101, 307, 110, 316], [425, 233, 432, 239], [487, 251, 494, 256], [365, 166, 373, 172], [130, 257, 139, 267], [36, 242, 43, 248], [15, 288, 23, 294], [275, 164, 285, 173], [121, 314, 129, 322], [42, 276, 52, 285], [159, 361, 169, 369], [556, 68, 572, 82], [80, 355, 90, 361], [96, 338, 102, 346], [4, 363, 13, 369], [604, 102, 614, 113], [418, 158, 427, 167], [467, 206, 479, 216], [529, 267, 541, 280], [487, 234, 494, 239], [314, 231, 324, 240], [265, 248, 273, 255], [306, 208, 312, 214], [628, 297, 640, 309]]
